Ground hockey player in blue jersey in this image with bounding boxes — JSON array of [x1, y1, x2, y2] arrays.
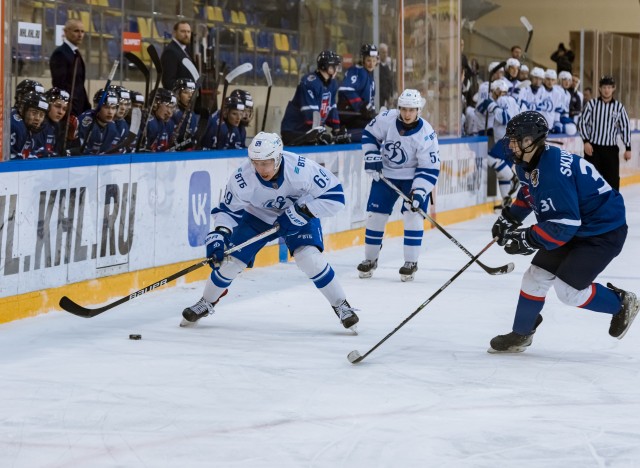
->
[[43, 87, 77, 156], [111, 86, 131, 143], [337, 44, 378, 141], [489, 111, 639, 353], [170, 78, 199, 148], [201, 96, 246, 150], [10, 91, 52, 159], [357, 89, 440, 282], [230, 88, 254, 147], [144, 88, 176, 152], [77, 89, 121, 155], [281, 50, 342, 146], [180, 132, 359, 331]]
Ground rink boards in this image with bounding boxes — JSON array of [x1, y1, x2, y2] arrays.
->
[[1, 135, 639, 323]]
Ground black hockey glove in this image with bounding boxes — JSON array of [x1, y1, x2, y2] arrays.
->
[[503, 228, 541, 256], [491, 207, 522, 246]]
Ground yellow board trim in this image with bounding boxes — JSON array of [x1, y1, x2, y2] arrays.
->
[[0, 183, 632, 324]]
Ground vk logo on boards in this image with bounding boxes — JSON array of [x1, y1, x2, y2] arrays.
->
[[188, 171, 211, 247]]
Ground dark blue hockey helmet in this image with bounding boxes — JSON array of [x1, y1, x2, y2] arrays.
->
[[504, 111, 548, 165], [316, 50, 341, 71]]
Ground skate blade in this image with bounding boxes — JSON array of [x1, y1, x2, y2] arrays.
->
[[400, 273, 415, 282], [347, 324, 358, 335], [179, 318, 198, 328], [358, 271, 373, 279], [487, 346, 527, 354]]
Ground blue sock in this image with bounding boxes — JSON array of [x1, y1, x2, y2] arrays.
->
[[579, 283, 621, 314], [512, 291, 545, 335]]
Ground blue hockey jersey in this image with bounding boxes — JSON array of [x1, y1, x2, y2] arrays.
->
[[338, 65, 375, 112], [201, 111, 245, 150], [510, 145, 626, 250], [281, 72, 340, 134], [78, 110, 121, 154]]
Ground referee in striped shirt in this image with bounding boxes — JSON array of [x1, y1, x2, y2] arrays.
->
[[578, 75, 631, 190]]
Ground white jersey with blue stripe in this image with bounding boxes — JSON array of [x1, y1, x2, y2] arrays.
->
[[510, 145, 626, 250], [362, 109, 440, 194], [212, 151, 345, 230]]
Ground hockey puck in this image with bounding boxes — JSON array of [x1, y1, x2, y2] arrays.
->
[[129, 334, 142, 340], [347, 350, 362, 364]]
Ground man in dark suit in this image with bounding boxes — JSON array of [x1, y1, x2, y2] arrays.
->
[[49, 19, 91, 116], [161, 21, 196, 89]]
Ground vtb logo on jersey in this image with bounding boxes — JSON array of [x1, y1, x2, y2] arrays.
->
[[320, 92, 331, 120], [384, 141, 408, 165]]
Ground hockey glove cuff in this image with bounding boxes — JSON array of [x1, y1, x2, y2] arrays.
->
[[406, 188, 428, 212], [364, 153, 383, 181]]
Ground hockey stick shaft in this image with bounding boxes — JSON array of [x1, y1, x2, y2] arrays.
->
[[62, 54, 79, 154], [261, 62, 273, 132], [348, 238, 497, 364], [379, 175, 513, 275], [59, 225, 279, 318], [136, 45, 163, 152]]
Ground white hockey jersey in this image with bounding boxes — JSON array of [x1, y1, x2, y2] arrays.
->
[[492, 95, 522, 141], [212, 152, 345, 230], [536, 85, 565, 128], [362, 109, 440, 194]]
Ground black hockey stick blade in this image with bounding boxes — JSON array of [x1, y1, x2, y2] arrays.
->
[[124, 52, 150, 80], [379, 175, 514, 275], [59, 225, 279, 318], [348, 238, 497, 365]]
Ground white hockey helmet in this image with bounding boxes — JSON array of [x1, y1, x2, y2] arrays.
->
[[488, 61, 501, 73], [530, 67, 545, 79], [248, 132, 283, 172], [558, 71, 572, 81], [397, 89, 425, 110], [544, 69, 557, 80], [520, 64, 529, 73], [490, 79, 509, 94], [506, 58, 520, 69]]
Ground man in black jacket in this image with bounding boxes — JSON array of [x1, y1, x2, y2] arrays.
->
[[49, 19, 91, 116], [160, 21, 196, 90]]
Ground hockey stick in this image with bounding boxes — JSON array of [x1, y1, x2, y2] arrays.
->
[[215, 62, 253, 148], [379, 175, 514, 275], [520, 16, 533, 58], [135, 44, 163, 152], [59, 225, 280, 318], [62, 53, 79, 154], [102, 107, 142, 154], [169, 74, 203, 148], [347, 238, 497, 364], [124, 52, 150, 102], [79, 60, 119, 154], [261, 62, 273, 132]]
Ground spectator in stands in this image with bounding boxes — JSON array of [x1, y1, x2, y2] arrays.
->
[[161, 21, 196, 90], [50, 19, 91, 116], [201, 96, 246, 150], [10, 91, 51, 159], [77, 89, 121, 155], [510, 45, 523, 60], [379, 43, 395, 108], [550, 42, 575, 73], [338, 44, 379, 142], [144, 88, 177, 152], [44, 87, 78, 156], [281, 50, 342, 146]]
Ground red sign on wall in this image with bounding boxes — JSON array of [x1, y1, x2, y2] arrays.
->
[[123, 32, 142, 52]]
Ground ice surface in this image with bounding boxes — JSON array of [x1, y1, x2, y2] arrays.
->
[[2, 186, 640, 467]]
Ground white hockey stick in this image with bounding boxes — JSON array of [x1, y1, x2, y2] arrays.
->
[[520, 16, 533, 57], [182, 57, 200, 82]]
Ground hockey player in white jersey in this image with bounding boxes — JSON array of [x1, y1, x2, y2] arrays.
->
[[357, 89, 440, 281], [485, 79, 522, 207], [555, 71, 578, 135], [536, 69, 565, 131], [181, 132, 359, 331], [475, 61, 504, 104], [518, 67, 545, 112]]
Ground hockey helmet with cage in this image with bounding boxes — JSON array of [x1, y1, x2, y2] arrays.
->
[[360, 44, 379, 58], [316, 50, 341, 72], [172, 78, 196, 94], [599, 75, 616, 87], [93, 88, 119, 107], [15, 79, 45, 106], [248, 132, 283, 172], [44, 87, 70, 103], [504, 111, 548, 166]]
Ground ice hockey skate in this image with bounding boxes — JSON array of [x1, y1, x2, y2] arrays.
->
[[607, 283, 640, 339], [488, 315, 543, 353], [333, 299, 359, 333], [357, 259, 378, 278], [180, 290, 228, 327], [399, 262, 418, 282]]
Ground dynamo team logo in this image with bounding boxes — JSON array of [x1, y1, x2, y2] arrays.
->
[[384, 141, 408, 165]]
